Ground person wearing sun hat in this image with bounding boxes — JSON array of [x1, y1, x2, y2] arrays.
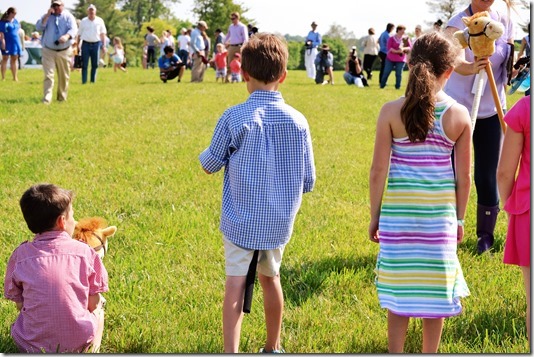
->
[[314, 43, 334, 85], [190, 20, 209, 82], [36, 0, 77, 104], [77, 4, 107, 84], [304, 21, 322, 80]]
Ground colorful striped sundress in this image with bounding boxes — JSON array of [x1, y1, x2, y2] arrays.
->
[[375, 96, 470, 318]]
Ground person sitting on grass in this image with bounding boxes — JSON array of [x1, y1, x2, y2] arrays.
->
[[199, 33, 316, 353], [158, 45, 185, 83], [4, 183, 108, 353]]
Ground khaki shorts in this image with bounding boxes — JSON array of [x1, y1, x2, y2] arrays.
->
[[223, 236, 285, 277]]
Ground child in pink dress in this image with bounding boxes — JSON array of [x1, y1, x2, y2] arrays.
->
[[498, 95, 531, 344], [4, 184, 108, 353]]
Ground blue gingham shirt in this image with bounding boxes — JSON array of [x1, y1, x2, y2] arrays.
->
[[199, 90, 316, 250]]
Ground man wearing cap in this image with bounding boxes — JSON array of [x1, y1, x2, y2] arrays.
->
[[190, 20, 208, 82], [224, 12, 248, 83], [305, 21, 322, 80], [77, 4, 107, 84], [36, 0, 77, 104]]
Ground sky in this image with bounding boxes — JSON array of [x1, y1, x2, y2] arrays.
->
[[13, 0, 530, 39]]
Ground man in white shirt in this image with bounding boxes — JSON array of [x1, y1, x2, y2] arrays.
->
[[77, 4, 107, 84]]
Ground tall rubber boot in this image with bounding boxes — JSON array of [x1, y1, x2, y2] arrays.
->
[[476, 204, 500, 254]]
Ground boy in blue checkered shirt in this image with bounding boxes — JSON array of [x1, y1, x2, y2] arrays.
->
[[199, 33, 316, 353]]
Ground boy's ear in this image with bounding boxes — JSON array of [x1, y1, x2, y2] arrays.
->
[[56, 214, 66, 230], [241, 70, 250, 82], [278, 70, 288, 84]]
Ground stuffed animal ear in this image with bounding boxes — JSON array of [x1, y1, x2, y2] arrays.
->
[[454, 30, 468, 48], [102, 226, 117, 238], [461, 16, 471, 27]]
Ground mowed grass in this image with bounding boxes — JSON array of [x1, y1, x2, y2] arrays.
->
[[0, 66, 528, 353]]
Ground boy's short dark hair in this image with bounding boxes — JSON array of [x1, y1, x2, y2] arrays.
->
[[241, 33, 288, 84], [20, 183, 73, 234], [164, 46, 174, 54]]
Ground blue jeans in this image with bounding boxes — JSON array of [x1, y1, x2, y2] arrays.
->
[[380, 59, 404, 89], [81, 41, 101, 84]]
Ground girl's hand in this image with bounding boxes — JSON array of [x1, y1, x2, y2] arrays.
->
[[457, 225, 464, 243], [369, 219, 380, 243]]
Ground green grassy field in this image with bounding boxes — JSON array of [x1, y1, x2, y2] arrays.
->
[[0, 67, 528, 353]]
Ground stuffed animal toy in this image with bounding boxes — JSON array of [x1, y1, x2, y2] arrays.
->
[[73, 217, 117, 259], [453, 10, 506, 132], [453, 11, 504, 58]]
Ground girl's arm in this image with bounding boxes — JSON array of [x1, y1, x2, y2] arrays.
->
[[497, 127, 523, 205], [16, 302, 23, 311], [369, 104, 393, 243], [452, 106, 472, 243]]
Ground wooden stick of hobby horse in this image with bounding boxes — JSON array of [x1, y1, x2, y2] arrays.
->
[[485, 63, 507, 133], [243, 250, 259, 314]]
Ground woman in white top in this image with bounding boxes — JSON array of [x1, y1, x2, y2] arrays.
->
[[362, 27, 379, 80]]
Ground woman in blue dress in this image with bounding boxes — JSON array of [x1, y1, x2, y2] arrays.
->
[[0, 7, 23, 81]]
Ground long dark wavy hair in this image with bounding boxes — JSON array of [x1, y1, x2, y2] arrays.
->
[[401, 32, 459, 142], [1, 7, 16, 21]]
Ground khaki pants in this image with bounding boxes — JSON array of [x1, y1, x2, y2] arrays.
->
[[41, 47, 72, 104], [226, 45, 241, 82], [191, 51, 206, 83]]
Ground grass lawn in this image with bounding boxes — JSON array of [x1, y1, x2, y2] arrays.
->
[[0, 66, 528, 353]]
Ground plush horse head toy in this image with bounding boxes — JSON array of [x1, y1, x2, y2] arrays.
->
[[73, 217, 117, 259], [454, 11, 504, 58]]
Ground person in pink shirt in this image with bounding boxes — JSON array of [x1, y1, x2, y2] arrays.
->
[[224, 11, 248, 83], [4, 183, 108, 353], [498, 95, 531, 344], [230, 52, 241, 82], [214, 42, 228, 82], [379, 25, 411, 89]]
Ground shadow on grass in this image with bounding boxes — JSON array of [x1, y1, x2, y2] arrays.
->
[[281, 254, 377, 307], [0, 332, 19, 353], [458, 236, 505, 256], [3, 97, 41, 105]]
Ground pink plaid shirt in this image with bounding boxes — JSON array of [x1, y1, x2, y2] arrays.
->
[[4, 230, 108, 353]]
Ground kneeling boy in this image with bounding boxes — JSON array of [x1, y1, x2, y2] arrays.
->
[[158, 45, 185, 83]]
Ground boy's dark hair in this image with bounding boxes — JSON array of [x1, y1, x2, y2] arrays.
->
[[241, 33, 288, 84], [164, 45, 174, 54], [20, 183, 73, 234]]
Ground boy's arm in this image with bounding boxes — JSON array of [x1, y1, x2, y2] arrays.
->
[[303, 129, 316, 193], [199, 113, 232, 174], [88, 293, 100, 312]]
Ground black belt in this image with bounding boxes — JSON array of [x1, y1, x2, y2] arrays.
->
[[83, 41, 100, 44], [230, 43, 242, 46], [45, 46, 69, 52]]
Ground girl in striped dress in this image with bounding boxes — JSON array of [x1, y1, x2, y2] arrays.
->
[[369, 32, 472, 353]]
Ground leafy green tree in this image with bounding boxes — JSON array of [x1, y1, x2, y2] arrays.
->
[[118, 0, 180, 32], [322, 36, 348, 71], [191, 0, 250, 37], [19, 21, 36, 39]]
